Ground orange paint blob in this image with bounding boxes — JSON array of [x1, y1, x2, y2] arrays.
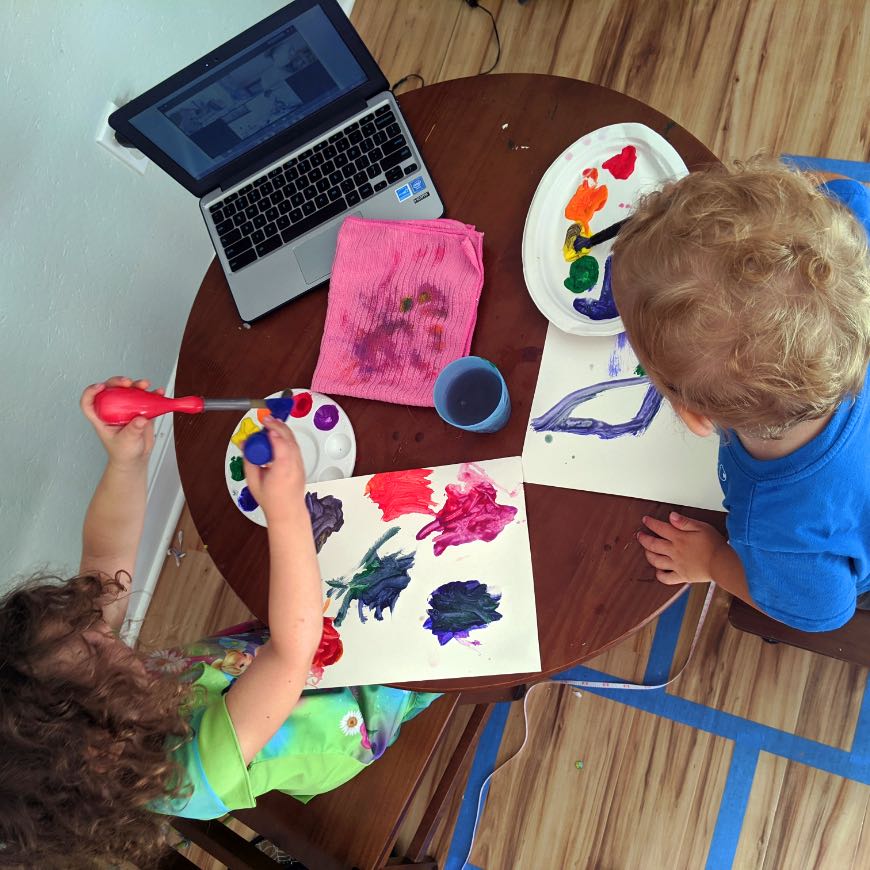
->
[[365, 469, 435, 521], [256, 408, 270, 424], [565, 176, 609, 225]]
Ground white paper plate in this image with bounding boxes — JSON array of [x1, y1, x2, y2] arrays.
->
[[225, 389, 356, 527], [522, 122, 688, 336]]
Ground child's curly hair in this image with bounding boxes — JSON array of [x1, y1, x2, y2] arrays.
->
[[612, 159, 870, 438], [0, 573, 191, 868]]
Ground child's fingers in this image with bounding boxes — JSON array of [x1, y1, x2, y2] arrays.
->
[[104, 375, 134, 388], [643, 549, 674, 571], [669, 512, 703, 531], [655, 570, 683, 586], [637, 531, 673, 556], [641, 515, 678, 541]]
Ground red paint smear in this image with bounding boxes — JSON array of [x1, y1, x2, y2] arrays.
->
[[602, 145, 637, 180], [365, 469, 435, 521], [416, 480, 517, 556], [290, 392, 313, 417], [310, 616, 343, 685]]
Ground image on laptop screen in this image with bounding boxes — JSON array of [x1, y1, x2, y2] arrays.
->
[[128, 5, 368, 180]]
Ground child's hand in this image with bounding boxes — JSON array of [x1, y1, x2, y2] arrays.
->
[[636, 512, 727, 585], [80, 377, 162, 468], [243, 418, 306, 524]]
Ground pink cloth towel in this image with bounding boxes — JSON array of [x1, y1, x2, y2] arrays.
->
[[312, 216, 485, 406]]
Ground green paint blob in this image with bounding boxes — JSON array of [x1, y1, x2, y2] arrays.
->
[[400, 297, 414, 312], [229, 456, 245, 482], [563, 256, 599, 293], [544, 434, 553, 443], [634, 364, 646, 377]]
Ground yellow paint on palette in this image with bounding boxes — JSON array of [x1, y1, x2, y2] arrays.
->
[[563, 223, 591, 262], [231, 417, 261, 448]]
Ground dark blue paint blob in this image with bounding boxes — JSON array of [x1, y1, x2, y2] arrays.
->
[[424, 580, 502, 646], [237, 486, 259, 512], [531, 376, 663, 439], [306, 491, 344, 553], [265, 396, 295, 421], [573, 255, 619, 321], [326, 527, 415, 627], [243, 430, 273, 466]]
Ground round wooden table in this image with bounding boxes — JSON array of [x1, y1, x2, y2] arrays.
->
[[176, 73, 723, 694]]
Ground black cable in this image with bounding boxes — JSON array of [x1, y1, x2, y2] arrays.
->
[[391, 0, 502, 94], [465, 0, 501, 75], [391, 72, 426, 92]]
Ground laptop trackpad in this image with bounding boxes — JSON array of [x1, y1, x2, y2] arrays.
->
[[295, 212, 361, 284]]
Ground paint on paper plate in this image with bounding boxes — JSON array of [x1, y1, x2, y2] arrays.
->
[[572, 256, 618, 320], [365, 468, 435, 521], [602, 145, 637, 179], [531, 375, 663, 440], [326, 527, 416, 627], [416, 466, 517, 556], [424, 580, 503, 647]]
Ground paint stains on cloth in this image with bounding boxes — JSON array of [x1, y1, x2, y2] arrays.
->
[[306, 492, 344, 552], [365, 469, 435, 521], [423, 580, 502, 646], [602, 145, 638, 180], [416, 479, 517, 556], [326, 527, 416, 627]]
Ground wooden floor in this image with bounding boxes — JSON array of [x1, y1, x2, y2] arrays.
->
[[144, 1, 870, 867]]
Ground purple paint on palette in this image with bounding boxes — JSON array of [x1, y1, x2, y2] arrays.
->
[[608, 332, 628, 377], [237, 486, 259, 512], [313, 403, 339, 431], [265, 396, 294, 421], [573, 255, 619, 321], [531, 376, 664, 439]]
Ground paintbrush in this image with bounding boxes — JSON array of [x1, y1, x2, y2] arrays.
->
[[572, 218, 628, 253], [94, 386, 292, 426]]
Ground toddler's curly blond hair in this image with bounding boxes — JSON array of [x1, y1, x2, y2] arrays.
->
[[612, 160, 870, 438]]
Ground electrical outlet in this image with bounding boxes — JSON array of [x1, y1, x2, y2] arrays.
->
[[95, 101, 149, 174]]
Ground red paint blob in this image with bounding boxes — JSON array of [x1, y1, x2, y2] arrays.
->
[[310, 616, 343, 685], [602, 145, 637, 180], [290, 392, 313, 417], [365, 469, 435, 521]]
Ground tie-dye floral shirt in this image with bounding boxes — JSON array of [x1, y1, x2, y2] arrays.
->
[[146, 625, 439, 820]]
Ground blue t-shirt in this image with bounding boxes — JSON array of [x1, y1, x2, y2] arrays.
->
[[719, 179, 870, 631]]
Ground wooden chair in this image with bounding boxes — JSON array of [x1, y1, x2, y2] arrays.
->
[[728, 597, 870, 668], [170, 695, 492, 870]]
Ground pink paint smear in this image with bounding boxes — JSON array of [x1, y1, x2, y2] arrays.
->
[[416, 468, 517, 556]]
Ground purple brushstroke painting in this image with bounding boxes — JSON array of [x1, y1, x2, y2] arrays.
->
[[573, 255, 619, 321], [531, 376, 663, 439]]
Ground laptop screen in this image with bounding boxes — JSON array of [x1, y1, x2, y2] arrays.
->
[[126, 6, 367, 181]]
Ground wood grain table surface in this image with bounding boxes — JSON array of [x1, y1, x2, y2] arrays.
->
[[175, 73, 725, 694]]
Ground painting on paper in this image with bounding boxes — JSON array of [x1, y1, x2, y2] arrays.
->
[[521, 325, 724, 511], [299, 456, 539, 688]]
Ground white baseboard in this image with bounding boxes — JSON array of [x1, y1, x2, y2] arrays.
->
[[123, 366, 184, 644]]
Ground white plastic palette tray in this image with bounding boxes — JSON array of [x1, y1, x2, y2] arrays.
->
[[225, 389, 356, 527]]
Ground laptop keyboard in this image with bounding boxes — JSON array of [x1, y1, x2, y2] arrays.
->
[[208, 104, 419, 273]]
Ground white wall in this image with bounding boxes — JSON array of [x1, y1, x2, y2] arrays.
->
[[0, 0, 352, 592]]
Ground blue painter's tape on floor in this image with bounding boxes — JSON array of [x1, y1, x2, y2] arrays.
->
[[555, 665, 870, 785], [705, 743, 760, 870], [444, 701, 511, 870], [851, 674, 870, 758], [781, 154, 870, 182], [643, 589, 689, 685]]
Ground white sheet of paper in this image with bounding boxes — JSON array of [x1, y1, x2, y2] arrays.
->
[[306, 456, 540, 688], [522, 324, 724, 511]]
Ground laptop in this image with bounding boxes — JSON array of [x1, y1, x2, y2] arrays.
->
[[109, 0, 444, 322]]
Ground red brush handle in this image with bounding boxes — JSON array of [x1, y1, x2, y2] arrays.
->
[[94, 387, 205, 425]]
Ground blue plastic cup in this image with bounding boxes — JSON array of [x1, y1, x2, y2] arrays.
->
[[433, 356, 511, 433]]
